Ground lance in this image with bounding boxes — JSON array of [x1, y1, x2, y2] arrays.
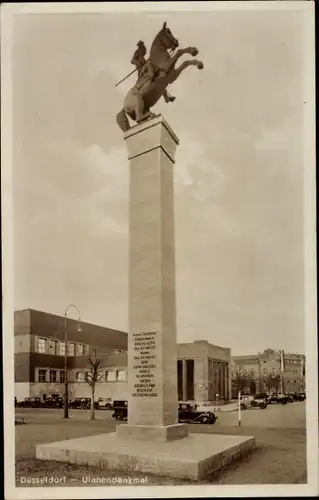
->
[[114, 49, 175, 88], [114, 59, 150, 88]]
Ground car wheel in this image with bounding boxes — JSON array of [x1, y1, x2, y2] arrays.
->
[[114, 413, 122, 421], [259, 402, 267, 409], [200, 415, 210, 424], [251, 401, 257, 407], [240, 403, 247, 410]]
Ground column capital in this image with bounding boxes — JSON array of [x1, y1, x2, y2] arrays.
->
[[124, 115, 179, 163]]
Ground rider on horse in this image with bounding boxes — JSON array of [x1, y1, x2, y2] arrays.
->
[[131, 41, 175, 103], [116, 23, 203, 132]]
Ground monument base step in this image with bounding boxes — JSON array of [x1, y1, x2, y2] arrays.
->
[[116, 422, 188, 441], [36, 432, 255, 481]]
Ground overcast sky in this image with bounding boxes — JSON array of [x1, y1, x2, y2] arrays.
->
[[12, 6, 307, 355]]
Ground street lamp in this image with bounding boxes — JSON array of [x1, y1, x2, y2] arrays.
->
[[64, 304, 82, 419]]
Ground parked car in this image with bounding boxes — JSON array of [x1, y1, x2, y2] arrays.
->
[[238, 401, 248, 410], [250, 394, 268, 409], [178, 403, 217, 424], [285, 394, 295, 403], [276, 394, 290, 404], [16, 397, 42, 408], [292, 393, 306, 401], [112, 400, 128, 421], [41, 397, 64, 408], [267, 394, 279, 404], [96, 397, 113, 410], [237, 394, 255, 409], [69, 397, 91, 409]]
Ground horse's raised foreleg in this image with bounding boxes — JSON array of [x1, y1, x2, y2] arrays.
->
[[169, 59, 204, 84], [165, 47, 199, 73]]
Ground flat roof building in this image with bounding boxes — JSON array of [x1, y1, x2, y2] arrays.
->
[[14, 309, 232, 403]]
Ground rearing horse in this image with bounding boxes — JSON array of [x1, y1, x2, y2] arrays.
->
[[116, 23, 204, 132]]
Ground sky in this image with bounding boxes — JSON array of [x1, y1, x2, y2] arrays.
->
[[12, 6, 307, 355]]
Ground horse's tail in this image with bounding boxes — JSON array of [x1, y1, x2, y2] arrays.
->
[[116, 109, 130, 132]]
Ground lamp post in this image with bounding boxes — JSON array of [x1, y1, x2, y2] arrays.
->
[[257, 358, 261, 393], [64, 304, 82, 419]]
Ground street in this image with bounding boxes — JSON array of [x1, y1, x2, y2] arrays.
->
[[15, 401, 307, 485], [15, 399, 306, 429]]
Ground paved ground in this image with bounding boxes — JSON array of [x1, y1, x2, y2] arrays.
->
[[15, 402, 307, 486]]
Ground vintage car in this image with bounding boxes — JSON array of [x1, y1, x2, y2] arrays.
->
[[96, 397, 113, 410], [41, 397, 64, 408], [284, 394, 295, 403], [69, 397, 91, 409], [178, 403, 217, 424], [112, 400, 128, 421], [16, 397, 42, 408], [250, 394, 268, 409], [267, 394, 280, 404], [276, 394, 292, 404], [292, 392, 306, 401]]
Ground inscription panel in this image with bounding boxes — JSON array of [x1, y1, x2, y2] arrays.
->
[[132, 331, 158, 398]]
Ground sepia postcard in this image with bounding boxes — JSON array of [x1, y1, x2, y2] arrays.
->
[[1, 1, 317, 499]]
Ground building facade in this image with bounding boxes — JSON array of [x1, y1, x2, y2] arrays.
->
[[231, 349, 306, 396], [177, 341, 231, 402], [14, 309, 128, 402], [14, 309, 232, 403]]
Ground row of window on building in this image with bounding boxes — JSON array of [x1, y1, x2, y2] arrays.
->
[[36, 337, 90, 356], [234, 367, 303, 377], [75, 369, 126, 383], [37, 369, 66, 383], [35, 368, 126, 383]]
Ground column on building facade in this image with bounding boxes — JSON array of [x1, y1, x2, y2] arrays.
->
[[182, 359, 187, 401], [220, 364, 224, 400], [208, 359, 214, 401], [224, 364, 227, 399], [215, 361, 220, 400], [211, 359, 215, 401]]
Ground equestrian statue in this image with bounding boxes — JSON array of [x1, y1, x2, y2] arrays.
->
[[116, 22, 204, 132]]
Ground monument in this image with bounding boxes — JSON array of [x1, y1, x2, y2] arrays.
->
[[116, 114, 188, 442], [36, 22, 255, 481]]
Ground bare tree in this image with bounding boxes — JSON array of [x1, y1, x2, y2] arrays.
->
[[273, 374, 281, 394], [84, 350, 103, 420], [233, 368, 248, 394], [265, 374, 274, 393]]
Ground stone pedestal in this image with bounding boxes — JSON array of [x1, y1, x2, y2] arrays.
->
[[116, 115, 188, 441]]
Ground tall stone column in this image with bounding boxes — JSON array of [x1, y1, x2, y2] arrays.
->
[[116, 115, 188, 442]]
